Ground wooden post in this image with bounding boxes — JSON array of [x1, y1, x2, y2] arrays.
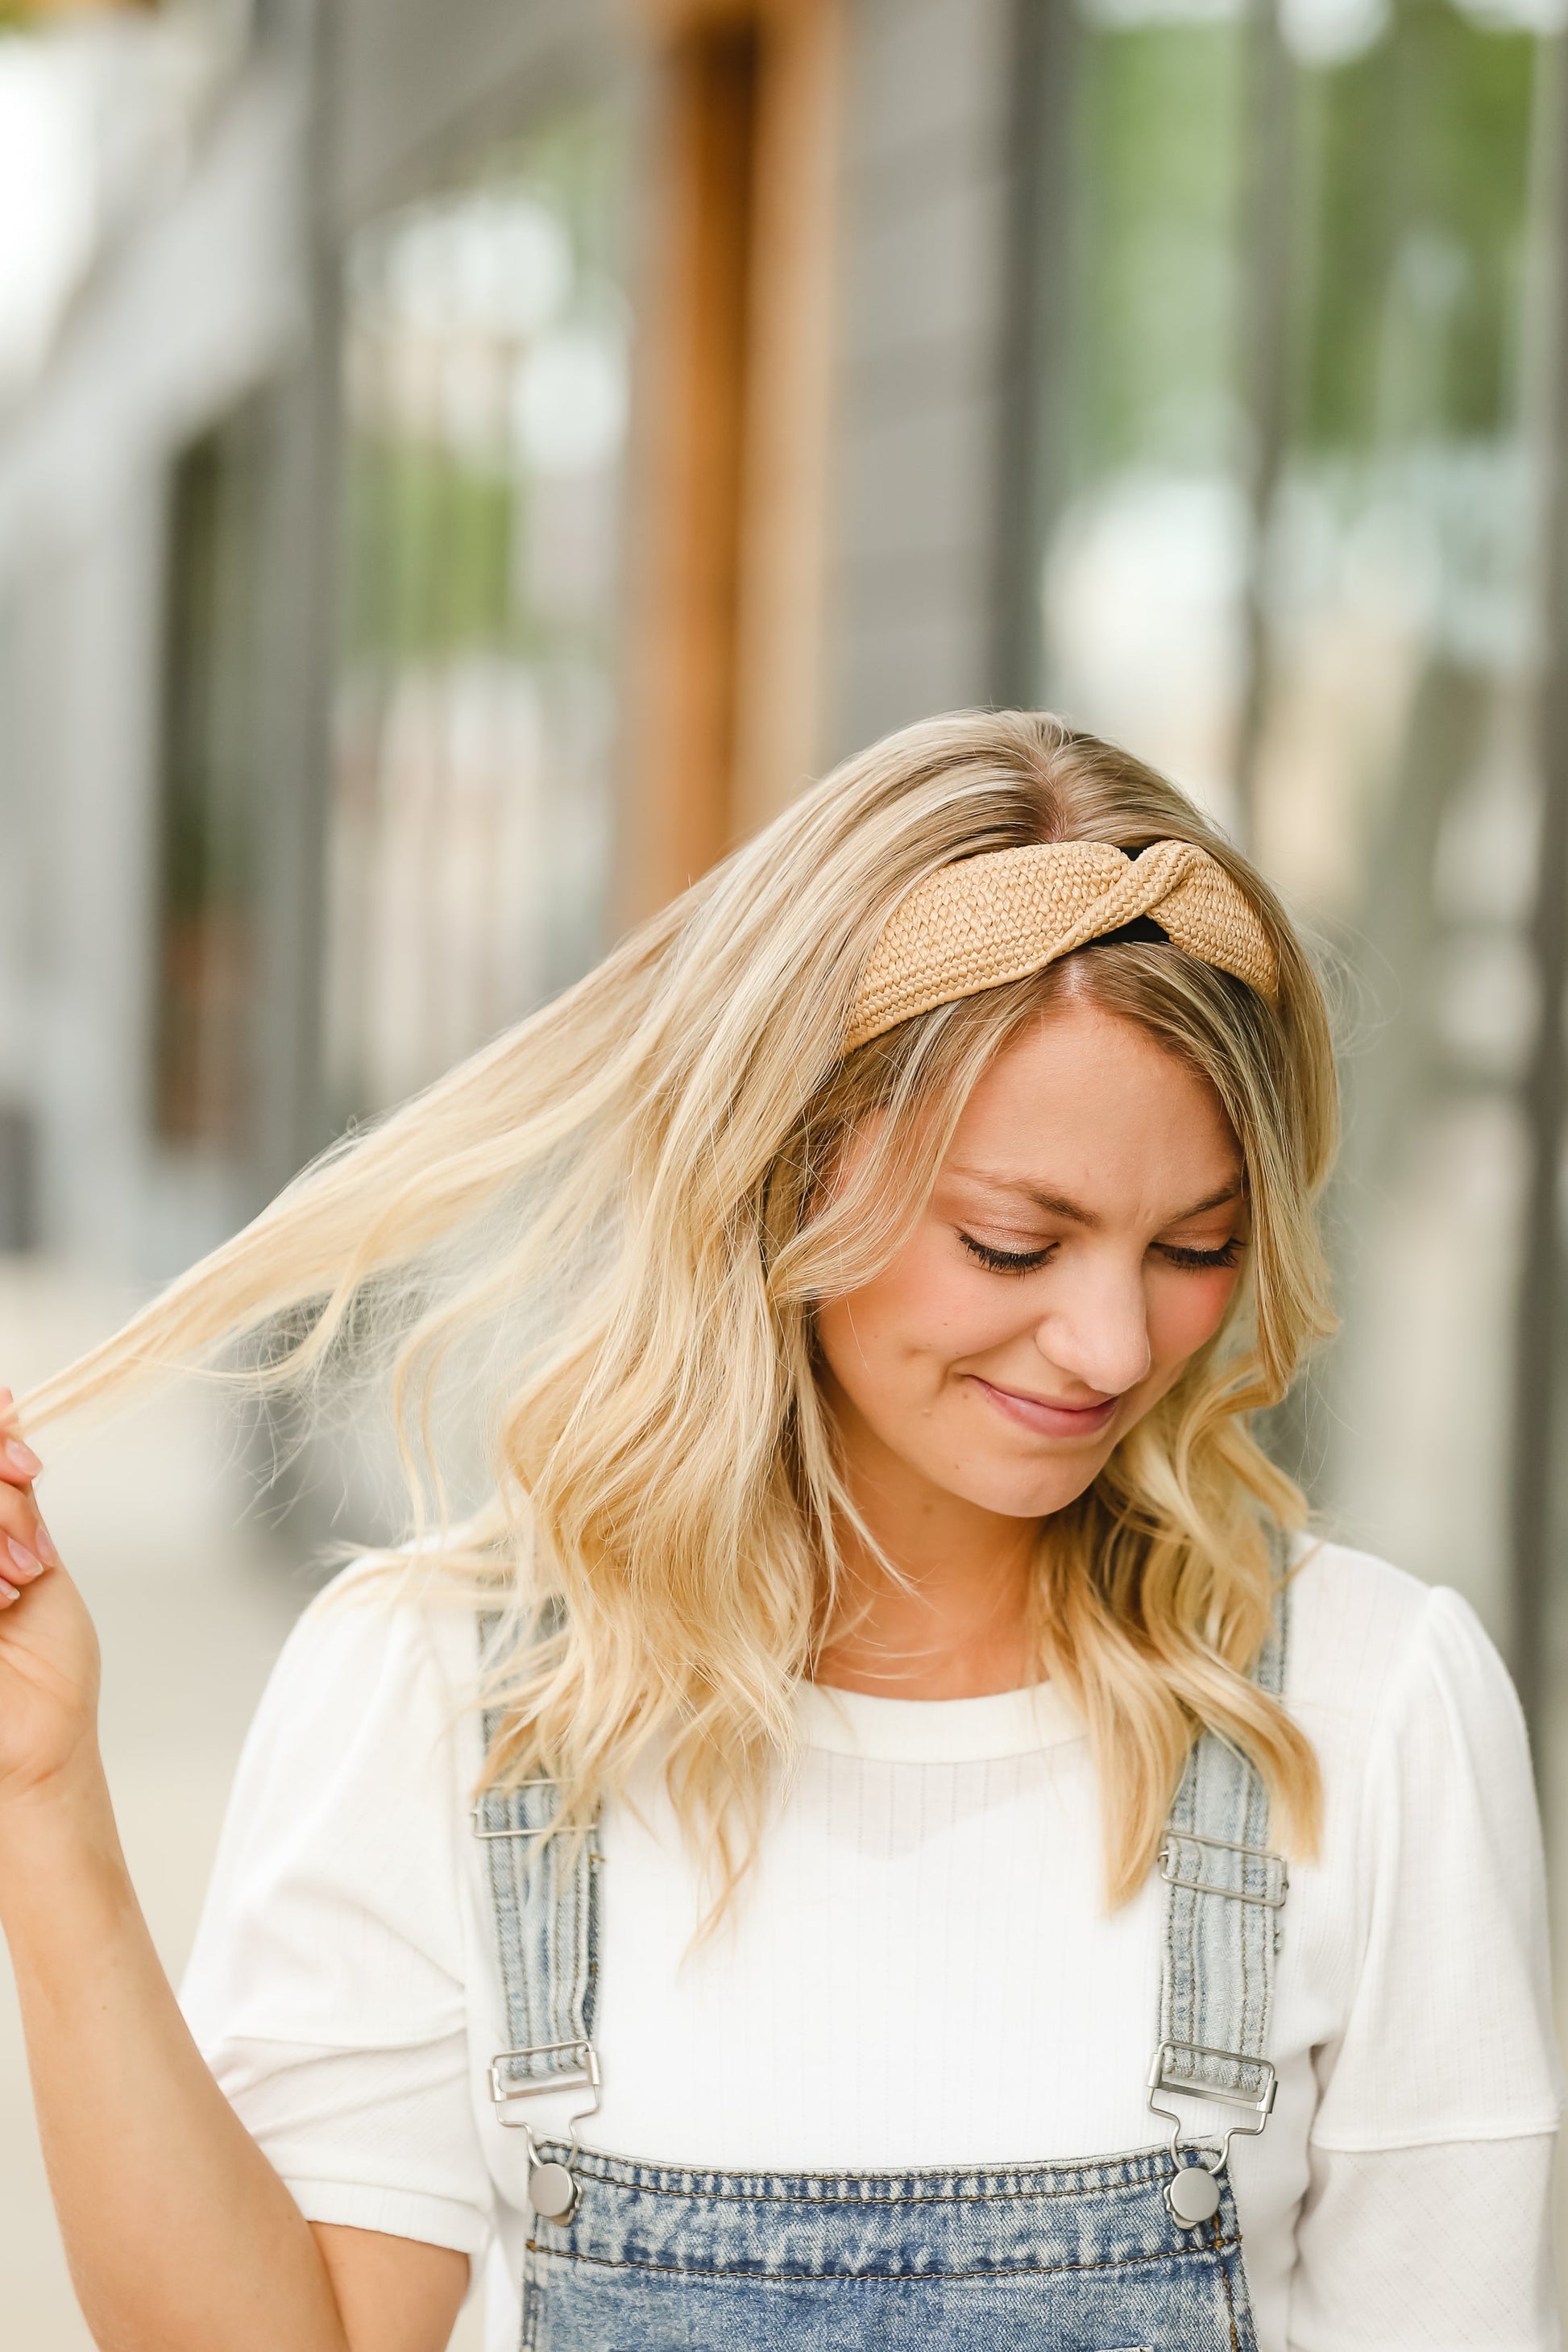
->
[[729, 0, 842, 842], [617, 0, 841, 924]]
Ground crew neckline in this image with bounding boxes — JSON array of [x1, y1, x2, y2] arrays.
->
[[798, 1678, 1082, 1763]]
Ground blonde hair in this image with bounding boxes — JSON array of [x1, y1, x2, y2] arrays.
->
[[27, 711, 1334, 1904]]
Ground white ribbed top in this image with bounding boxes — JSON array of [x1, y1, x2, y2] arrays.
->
[[795, 1675, 1078, 1759], [181, 1540, 1563, 2352]]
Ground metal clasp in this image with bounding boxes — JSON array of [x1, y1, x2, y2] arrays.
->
[[1147, 2039, 1277, 2174], [1159, 1832, 1288, 1910], [490, 2043, 603, 2227], [488, 2038, 601, 2117], [471, 1782, 562, 1840]]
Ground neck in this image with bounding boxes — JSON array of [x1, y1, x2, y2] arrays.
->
[[815, 1384, 1040, 1701]]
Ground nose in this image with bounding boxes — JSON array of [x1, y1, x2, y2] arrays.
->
[[1031, 1249, 1153, 1398]]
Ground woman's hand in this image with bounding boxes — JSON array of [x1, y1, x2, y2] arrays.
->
[[0, 1387, 102, 1811], [0, 1392, 452, 2351]]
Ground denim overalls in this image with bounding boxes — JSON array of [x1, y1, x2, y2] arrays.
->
[[472, 1600, 1288, 2350]]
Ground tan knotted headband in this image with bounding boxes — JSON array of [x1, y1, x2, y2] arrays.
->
[[844, 839, 1279, 1052]]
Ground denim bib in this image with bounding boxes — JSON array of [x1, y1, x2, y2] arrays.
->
[[472, 1591, 1288, 2350]]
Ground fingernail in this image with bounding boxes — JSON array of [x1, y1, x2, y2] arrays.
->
[[0, 1578, 18, 1603], [6, 1537, 39, 1578], [32, 1521, 57, 1565], [4, 1437, 41, 1477]]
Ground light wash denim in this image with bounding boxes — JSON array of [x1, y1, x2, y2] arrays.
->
[[477, 1579, 1288, 2350], [517, 2143, 1257, 2350]]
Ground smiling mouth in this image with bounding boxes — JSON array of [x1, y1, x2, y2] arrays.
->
[[970, 1375, 1122, 1439]]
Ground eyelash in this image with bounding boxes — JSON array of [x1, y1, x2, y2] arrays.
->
[[959, 1235, 1055, 1274], [958, 1234, 1245, 1276], [1158, 1239, 1245, 1271]]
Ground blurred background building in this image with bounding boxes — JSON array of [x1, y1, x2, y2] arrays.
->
[[3, 0, 1568, 2338]]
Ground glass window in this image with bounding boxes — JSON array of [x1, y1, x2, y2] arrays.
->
[[327, 98, 631, 1122], [154, 400, 271, 1156], [1043, 7, 1252, 828], [1033, 0, 1550, 1650]]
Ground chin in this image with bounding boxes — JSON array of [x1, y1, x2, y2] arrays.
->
[[955, 1458, 1106, 1520]]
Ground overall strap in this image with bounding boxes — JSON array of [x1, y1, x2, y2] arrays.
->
[[1148, 1554, 1291, 2225], [472, 1616, 602, 2129]]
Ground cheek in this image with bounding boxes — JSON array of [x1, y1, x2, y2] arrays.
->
[[1146, 1271, 1241, 1368], [815, 1230, 1006, 1394]]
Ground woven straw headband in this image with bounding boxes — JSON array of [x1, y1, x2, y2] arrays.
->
[[844, 839, 1279, 1052]]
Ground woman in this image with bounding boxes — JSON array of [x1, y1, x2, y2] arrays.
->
[[0, 711, 1558, 2352]]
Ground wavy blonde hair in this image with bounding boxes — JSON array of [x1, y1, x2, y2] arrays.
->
[[26, 711, 1334, 1904]]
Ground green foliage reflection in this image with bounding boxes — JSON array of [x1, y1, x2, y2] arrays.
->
[[1299, 2, 1534, 450]]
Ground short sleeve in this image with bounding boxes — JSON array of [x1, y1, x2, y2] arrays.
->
[[1288, 1587, 1563, 2349], [179, 1573, 496, 2258], [1309, 1587, 1562, 2152]]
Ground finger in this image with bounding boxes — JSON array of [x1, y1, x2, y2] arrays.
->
[[0, 1486, 51, 1561], [1, 1437, 40, 1483], [0, 1390, 41, 1486], [0, 1393, 27, 1606], [4, 1532, 45, 1586], [0, 1484, 59, 1583], [4, 1505, 57, 1572]]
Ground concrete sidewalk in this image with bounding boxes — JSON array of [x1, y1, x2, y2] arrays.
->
[[0, 1259, 483, 2350]]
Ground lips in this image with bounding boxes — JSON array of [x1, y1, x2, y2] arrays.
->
[[970, 1375, 1121, 1440]]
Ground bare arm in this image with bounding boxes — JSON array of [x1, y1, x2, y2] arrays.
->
[[0, 1400, 468, 2352]]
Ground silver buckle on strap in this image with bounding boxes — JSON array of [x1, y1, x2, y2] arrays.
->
[[1159, 1831, 1288, 1909], [1148, 2039, 1277, 2118], [1148, 2039, 1277, 2225], [489, 2037, 601, 2117], [1147, 2039, 1277, 2167], [490, 2043, 604, 2227], [471, 1782, 562, 1840]]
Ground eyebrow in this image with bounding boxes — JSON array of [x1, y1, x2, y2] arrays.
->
[[946, 1169, 1246, 1232]]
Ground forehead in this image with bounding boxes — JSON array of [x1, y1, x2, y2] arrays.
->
[[942, 1003, 1241, 1198]]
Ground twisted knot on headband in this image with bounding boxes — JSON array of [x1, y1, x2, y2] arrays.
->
[[844, 839, 1279, 1052]]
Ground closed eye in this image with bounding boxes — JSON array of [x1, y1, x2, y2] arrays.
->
[[1156, 1238, 1245, 1271], [959, 1233, 1057, 1274]]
